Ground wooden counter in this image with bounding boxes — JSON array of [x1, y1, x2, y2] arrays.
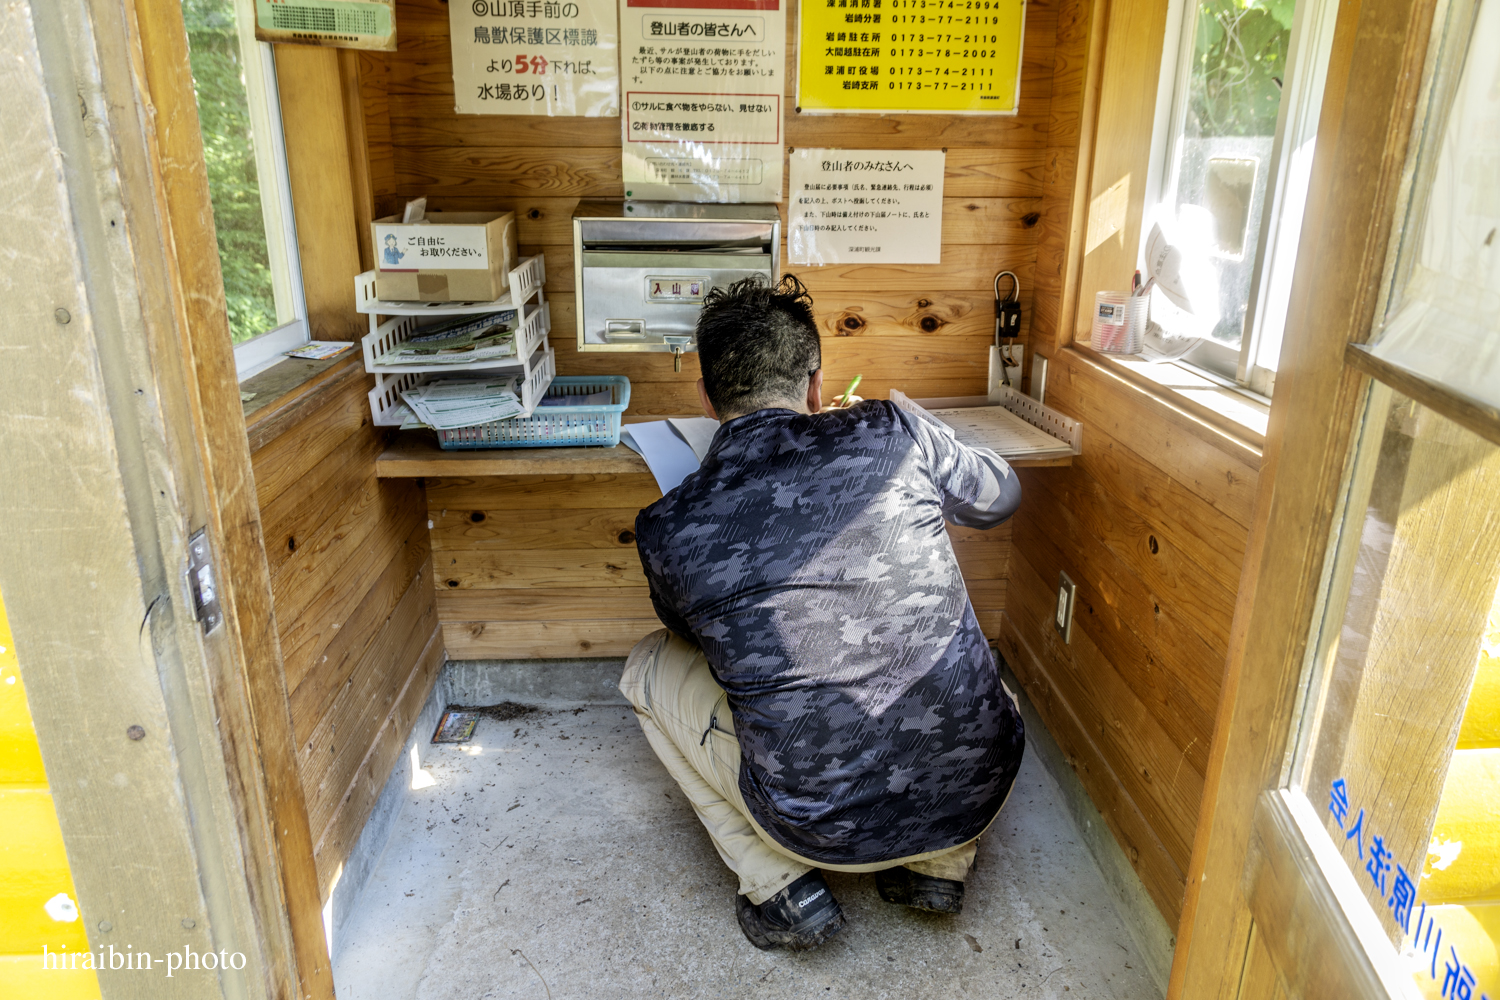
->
[[376, 431, 1071, 478]]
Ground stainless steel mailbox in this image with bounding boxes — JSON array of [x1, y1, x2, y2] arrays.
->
[[573, 202, 780, 369]]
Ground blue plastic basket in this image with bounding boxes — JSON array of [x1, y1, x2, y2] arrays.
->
[[435, 376, 631, 450]]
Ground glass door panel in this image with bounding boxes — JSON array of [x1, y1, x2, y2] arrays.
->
[[1284, 382, 1500, 996]]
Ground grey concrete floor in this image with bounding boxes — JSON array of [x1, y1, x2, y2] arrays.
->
[[333, 707, 1161, 1000]]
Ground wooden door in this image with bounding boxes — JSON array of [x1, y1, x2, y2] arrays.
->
[[1169, 0, 1500, 995], [0, 2, 332, 997]]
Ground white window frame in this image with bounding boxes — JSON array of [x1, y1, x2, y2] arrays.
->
[[1142, 0, 1341, 400], [216, 0, 309, 382]]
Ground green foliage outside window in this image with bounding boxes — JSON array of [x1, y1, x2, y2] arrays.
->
[[1189, 0, 1294, 138], [184, 0, 278, 344]]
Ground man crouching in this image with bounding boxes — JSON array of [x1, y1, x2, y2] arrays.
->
[[620, 275, 1026, 951]]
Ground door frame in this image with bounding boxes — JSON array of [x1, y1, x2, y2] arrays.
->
[[1165, 0, 1474, 993], [0, 2, 332, 997]]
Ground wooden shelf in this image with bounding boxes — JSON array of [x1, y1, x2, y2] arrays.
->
[[377, 431, 648, 477], [377, 426, 1070, 478]]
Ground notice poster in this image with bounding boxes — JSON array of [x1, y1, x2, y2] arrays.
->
[[619, 0, 786, 201], [796, 0, 1025, 114], [787, 148, 944, 264], [450, 0, 619, 115]]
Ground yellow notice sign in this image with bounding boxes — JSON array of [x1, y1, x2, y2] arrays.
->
[[796, 0, 1024, 114]]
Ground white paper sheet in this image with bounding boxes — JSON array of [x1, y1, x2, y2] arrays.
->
[[666, 417, 720, 462], [621, 420, 702, 493], [400, 377, 524, 430], [788, 149, 945, 265], [618, 0, 786, 202]]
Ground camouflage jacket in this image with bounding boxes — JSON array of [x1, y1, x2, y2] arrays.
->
[[634, 400, 1026, 864]]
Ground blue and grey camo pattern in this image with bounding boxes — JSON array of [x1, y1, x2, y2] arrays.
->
[[635, 400, 1025, 865]]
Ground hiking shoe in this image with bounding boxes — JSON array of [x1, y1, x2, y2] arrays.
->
[[875, 866, 965, 914], [735, 871, 847, 951]]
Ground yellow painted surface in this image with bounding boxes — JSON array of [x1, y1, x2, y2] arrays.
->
[[0, 593, 101, 999], [1422, 750, 1500, 904], [1456, 599, 1500, 749], [1409, 903, 1500, 1000]]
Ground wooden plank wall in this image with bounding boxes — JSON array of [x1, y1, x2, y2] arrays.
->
[[358, 0, 1058, 413], [352, 0, 1054, 658], [250, 371, 442, 898], [429, 474, 1010, 659], [996, 0, 1260, 928]]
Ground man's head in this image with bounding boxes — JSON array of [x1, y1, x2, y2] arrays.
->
[[695, 275, 823, 421]]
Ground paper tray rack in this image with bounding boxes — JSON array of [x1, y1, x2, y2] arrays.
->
[[890, 386, 1082, 459], [368, 345, 557, 428]]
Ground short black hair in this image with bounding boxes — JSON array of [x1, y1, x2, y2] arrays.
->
[[696, 275, 821, 416]]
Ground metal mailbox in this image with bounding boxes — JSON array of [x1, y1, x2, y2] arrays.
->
[[573, 202, 781, 370]]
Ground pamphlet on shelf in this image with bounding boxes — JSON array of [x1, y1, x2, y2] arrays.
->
[[285, 341, 356, 361], [398, 376, 525, 430]]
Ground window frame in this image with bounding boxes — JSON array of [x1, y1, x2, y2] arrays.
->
[[206, 0, 309, 382], [1141, 0, 1342, 399]]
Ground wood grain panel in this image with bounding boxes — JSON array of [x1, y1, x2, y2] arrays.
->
[[312, 627, 444, 895], [430, 507, 643, 550], [1021, 461, 1239, 656], [301, 566, 438, 839], [437, 548, 651, 590], [251, 376, 374, 510], [1009, 550, 1204, 868], [442, 619, 660, 659], [400, 144, 1046, 200], [426, 474, 664, 510], [1048, 352, 1262, 527], [1012, 479, 1225, 731], [436, 586, 655, 621], [281, 520, 432, 699], [999, 607, 1187, 921]]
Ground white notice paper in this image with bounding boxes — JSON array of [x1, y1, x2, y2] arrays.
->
[[619, 0, 786, 202], [621, 420, 703, 494], [450, 0, 619, 116], [788, 149, 945, 265]]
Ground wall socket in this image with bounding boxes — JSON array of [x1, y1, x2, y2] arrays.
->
[[1054, 571, 1077, 643]]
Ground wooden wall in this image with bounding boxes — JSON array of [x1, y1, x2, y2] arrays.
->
[[997, 0, 1262, 928], [249, 367, 442, 898], [350, 0, 1054, 658], [430, 473, 1010, 659], [356, 0, 1059, 414]]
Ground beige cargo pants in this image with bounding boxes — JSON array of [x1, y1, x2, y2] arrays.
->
[[620, 628, 982, 905]]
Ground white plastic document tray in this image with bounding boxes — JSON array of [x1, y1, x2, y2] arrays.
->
[[368, 346, 557, 427], [890, 386, 1082, 461]]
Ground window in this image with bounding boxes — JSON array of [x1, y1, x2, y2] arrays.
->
[[1141, 0, 1341, 396], [184, 0, 307, 380]]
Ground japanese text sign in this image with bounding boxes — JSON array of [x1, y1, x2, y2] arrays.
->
[[619, 0, 786, 201], [796, 0, 1025, 114], [375, 225, 490, 271], [788, 148, 944, 264], [450, 0, 619, 116]]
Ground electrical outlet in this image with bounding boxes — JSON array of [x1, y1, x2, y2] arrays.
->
[[1054, 571, 1076, 643]]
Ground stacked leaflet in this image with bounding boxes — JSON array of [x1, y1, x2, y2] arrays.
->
[[398, 376, 524, 430], [374, 310, 518, 367]]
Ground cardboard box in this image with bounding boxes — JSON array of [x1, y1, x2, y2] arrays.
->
[[373, 212, 519, 302]]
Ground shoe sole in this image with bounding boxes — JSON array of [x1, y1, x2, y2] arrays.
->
[[875, 880, 964, 914], [736, 895, 848, 951]]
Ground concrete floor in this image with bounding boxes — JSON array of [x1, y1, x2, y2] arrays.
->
[[333, 706, 1161, 1000]]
